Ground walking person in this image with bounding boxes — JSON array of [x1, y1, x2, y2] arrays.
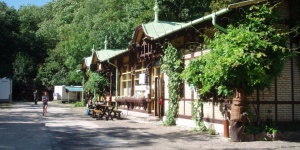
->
[[42, 91, 49, 116], [33, 89, 39, 105]]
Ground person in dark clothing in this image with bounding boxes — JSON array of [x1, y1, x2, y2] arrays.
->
[[33, 90, 39, 105]]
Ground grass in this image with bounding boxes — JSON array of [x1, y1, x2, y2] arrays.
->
[[0, 103, 12, 109]]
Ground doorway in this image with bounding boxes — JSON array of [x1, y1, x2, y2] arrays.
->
[[154, 75, 164, 118]]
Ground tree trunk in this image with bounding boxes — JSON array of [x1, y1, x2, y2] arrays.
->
[[229, 88, 247, 142]]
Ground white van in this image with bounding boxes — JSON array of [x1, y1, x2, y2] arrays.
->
[[0, 78, 12, 103]]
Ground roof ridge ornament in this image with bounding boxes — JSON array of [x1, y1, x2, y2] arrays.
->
[[154, 0, 159, 23], [92, 44, 95, 53], [104, 35, 108, 50]]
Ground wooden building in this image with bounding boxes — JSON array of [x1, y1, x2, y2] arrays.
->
[[82, 0, 300, 135]]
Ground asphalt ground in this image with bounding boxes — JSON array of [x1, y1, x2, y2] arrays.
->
[[0, 101, 300, 150]]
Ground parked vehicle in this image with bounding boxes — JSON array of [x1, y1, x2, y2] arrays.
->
[[0, 78, 12, 103], [54, 85, 82, 103]]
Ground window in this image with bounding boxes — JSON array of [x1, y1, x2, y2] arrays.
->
[[120, 64, 131, 97], [134, 61, 147, 97], [150, 66, 161, 98]]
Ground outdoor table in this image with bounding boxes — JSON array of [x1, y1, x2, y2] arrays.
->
[[96, 104, 114, 120]]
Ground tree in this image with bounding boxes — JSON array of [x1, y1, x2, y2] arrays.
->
[[36, 0, 155, 86], [13, 52, 36, 84], [84, 70, 109, 100], [209, 0, 243, 12], [159, 0, 212, 22], [12, 52, 36, 100], [36, 50, 70, 86], [0, 2, 20, 77]]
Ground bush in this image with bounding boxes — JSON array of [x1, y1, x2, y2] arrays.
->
[[244, 124, 261, 135], [208, 128, 216, 135], [74, 100, 85, 107]]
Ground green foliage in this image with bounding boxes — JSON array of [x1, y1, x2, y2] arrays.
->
[[34, 0, 155, 86], [245, 123, 278, 135], [13, 52, 36, 86], [159, 0, 211, 22], [209, 0, 243, 12], [244, 124, 261, 135], [36, 51, 70, 86], [264, 125, 278, 134], [208, 128, 216, 135], [0, 0, 227, 89], [84, 70, 109, 98], [181, 58, 205, 89], [74, 100, 85, 107], [161, 43, 184, 126], [244, 103, 260, 134], [194, 120, 207, 132], [0, 2, 20, 78], [183, 3, 294, 97], [191, 98, 207, 132], [14, 5, 48, 89], [246, 121, 300, 135]]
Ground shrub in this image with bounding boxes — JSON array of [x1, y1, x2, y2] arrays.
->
[[74, 100, 85, 107], [208, 128, 216, 135]]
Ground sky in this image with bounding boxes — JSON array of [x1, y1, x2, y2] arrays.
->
[[2, 0, 53, 9]]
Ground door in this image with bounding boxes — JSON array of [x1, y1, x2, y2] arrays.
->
[[154, 75, 164, 118]]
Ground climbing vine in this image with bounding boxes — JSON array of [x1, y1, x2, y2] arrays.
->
[[181, 57, 207, 129], [184, 3, 294, 98], [182, 2, 295, 129], [161, 43, 184, 126], [191, 98, 207, 131]]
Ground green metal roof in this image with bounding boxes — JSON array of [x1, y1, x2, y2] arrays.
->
[[142, 21, 185, 40], [84, 56, 92, 68], [95, 49, 128, 62], [65, 86, 83, 92], [142, 9, 230, 41], [142, 0, 265, 40]]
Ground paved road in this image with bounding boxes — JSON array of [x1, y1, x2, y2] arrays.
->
[[0, 101, 300, 150]]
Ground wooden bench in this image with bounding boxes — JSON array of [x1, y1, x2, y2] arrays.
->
[[93, 109, 102, 118], [112, 110, 122, 119]]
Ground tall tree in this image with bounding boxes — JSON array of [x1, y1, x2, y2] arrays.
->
[[0, 2, 19, 77], [159, 0, 212, 22], [36, 0, 154, 86], [13, 52, 36, 88], [15, 5, 47, 91], [209, 0, 243, 12]]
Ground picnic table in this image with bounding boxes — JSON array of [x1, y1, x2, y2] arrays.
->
[[94, 104, 115, 120]]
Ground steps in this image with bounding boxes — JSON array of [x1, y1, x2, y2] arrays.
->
[[120, 110, 162, 124]]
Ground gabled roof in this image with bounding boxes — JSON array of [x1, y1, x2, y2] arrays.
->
[[95, 49, 129, 62], [82, 56, 92, 69], [81, 48, 128, 70], [141, 21, 186, 40], [142, 9, 229, 41], [138, 0, 266, 41]]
